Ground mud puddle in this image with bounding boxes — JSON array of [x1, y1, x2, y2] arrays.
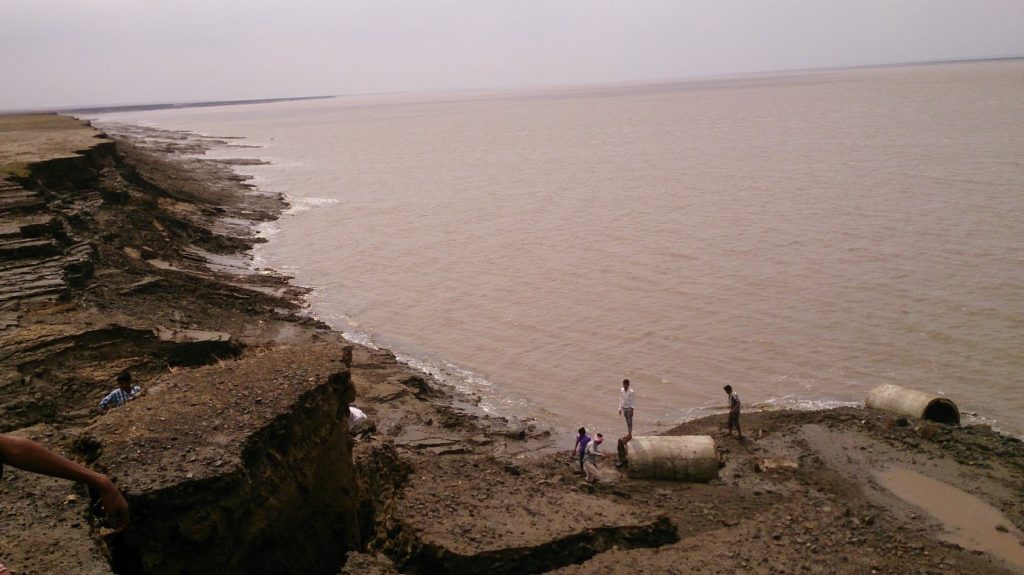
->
[[877, 467, 1024, 572]]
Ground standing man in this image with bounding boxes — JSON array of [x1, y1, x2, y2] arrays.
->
[[571, 427, 591, 475], [724, 385, 742, 438], [618, 379, 635, 440]]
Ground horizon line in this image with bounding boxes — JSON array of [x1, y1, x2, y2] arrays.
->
[[3, 54, 1021, 116]]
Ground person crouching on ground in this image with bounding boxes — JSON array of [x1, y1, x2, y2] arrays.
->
[[583, 433, 606, 483], [347, 405, 376, 437], [571, 427, 591, 475], [99, 370, 141, 411], [724, 385, 742, 438]]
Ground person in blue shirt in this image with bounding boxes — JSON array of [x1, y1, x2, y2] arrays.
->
[[100, 371, 141, 411], [571, 427, 591, 474]]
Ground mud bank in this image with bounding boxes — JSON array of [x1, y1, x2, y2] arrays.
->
[[0, 115, 361, 574], [2, 115, 1023, 575], [81, 343, 359, 574]]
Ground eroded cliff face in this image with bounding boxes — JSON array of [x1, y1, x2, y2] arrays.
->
[[78, 343, 360, 575], [1, 118, 365, 574], [0, 131, 268, 432]]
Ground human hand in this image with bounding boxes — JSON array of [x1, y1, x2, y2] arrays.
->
[[95, 477, 130, 531]]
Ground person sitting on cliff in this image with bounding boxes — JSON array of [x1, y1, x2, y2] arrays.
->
[[724, 385, 742, 438], [347, 405, 375, 438], [99, 370, 141, 411]]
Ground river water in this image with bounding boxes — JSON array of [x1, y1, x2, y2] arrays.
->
[[93, 60, 1024, 438]]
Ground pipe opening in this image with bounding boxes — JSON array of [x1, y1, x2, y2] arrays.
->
[[923, 399, 960, 426]]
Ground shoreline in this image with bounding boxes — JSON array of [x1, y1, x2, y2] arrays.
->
[[1, 115, 1022, 574], [91, 118, 567, 438], [82, 76, 1024, 441], [81, 119, 898, 440]]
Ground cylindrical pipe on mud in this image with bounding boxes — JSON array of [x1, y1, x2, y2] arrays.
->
[[619, 436, 720, 482], [865, 384, 960, 425]]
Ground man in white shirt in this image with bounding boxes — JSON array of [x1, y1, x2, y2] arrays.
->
[[618, 379, 636, 439]]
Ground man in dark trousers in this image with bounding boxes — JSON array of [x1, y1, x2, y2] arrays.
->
[[724, 385, 742, 438], [571, 427, 591, 474], [618, 379, 635, 440]]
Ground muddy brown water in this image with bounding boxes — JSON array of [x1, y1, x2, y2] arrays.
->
[[91, 59, 1024, 438], [877, 467, 1024, 572]]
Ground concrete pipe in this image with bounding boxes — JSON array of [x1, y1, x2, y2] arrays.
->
[[619, 435, 720, 482], [865, 384, 960, 425]]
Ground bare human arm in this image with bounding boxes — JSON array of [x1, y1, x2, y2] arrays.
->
[[0, 435, 129, 530]]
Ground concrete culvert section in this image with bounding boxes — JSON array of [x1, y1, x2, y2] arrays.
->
[[865, 384, 960, 425], [620, 436, 720, 482]]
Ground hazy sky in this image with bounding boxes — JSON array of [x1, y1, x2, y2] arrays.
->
[[2, 0, 1023, 110]]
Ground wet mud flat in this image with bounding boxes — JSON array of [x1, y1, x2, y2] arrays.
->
[[1, 115, 1023, 575]]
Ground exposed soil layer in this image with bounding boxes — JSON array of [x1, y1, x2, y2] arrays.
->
[[1, 115, 1022, 575], [81, 342, 359, 575]]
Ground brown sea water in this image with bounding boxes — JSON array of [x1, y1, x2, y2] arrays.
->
[[94, 60, 1024, 438]]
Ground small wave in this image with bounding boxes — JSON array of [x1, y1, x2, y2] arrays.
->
[[283, 195, 341, 216], [250, 250, 268, 270], [341, 330, 378, 350], [959, 413, 1023, 440], [311, 311, 536, 418], [390, 352, 539, 420], [761, 395, 863, 411], [255, 220, 280, 241]]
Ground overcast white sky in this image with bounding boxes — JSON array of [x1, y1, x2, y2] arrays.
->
[[2, 0, 1023, 111]]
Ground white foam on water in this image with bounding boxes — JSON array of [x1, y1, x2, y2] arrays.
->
[[283, 195, 341, 216], [762, 395, 863, 412], [255, 220, 281, 241], [310, 310, 539, 419], [388, 346, 533, 416]]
